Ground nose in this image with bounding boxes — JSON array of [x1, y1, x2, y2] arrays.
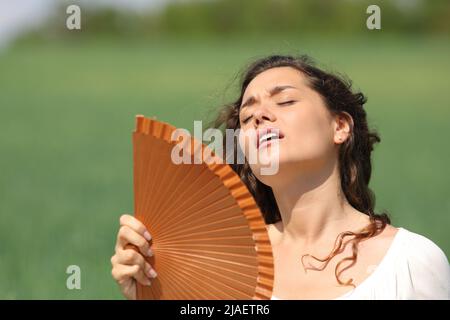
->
[[253, 107, 276, 127]]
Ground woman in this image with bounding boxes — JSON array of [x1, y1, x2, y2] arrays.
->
[[111, 55, 450, 300]]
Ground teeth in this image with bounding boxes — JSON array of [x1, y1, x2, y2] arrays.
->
[[259, 132, 278, 146]]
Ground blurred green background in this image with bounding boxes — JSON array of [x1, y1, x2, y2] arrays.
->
[[0, 0, 449, 299]]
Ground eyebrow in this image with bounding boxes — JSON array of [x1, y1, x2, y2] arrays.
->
[[240, 85, 298, 109]]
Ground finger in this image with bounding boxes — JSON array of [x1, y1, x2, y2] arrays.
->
[[144, 262, 158, 279], [112, 264, 152, 286], [116, 226, 153, 257], [113, 251, 158, 280], [120, 214, 152, 241], [111, 253, 157, 281], [115, 249, 146, 268]]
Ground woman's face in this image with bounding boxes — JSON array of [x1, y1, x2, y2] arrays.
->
[[238, 67, 343, 184]]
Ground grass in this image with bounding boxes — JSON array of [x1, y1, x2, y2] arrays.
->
[[0, 34, 449, 299]]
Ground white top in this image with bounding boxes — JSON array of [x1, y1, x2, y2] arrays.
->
[[271, 228, 450, 300]]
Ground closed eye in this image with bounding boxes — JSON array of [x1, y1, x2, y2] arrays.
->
[[242, 116, 252, 124], [278, 100, 296, 106]]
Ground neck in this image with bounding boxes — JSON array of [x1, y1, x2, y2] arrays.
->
[[271, 159, 360, 246]]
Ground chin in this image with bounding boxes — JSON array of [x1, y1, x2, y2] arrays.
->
[[251, 155, 323, 185], [248, 158, 293, 185]]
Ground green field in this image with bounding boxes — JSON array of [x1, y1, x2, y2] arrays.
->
[[0, 35, 449, 299]]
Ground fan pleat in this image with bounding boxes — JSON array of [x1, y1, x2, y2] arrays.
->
[[158, 255, 250, 299], [161, 250, 257, 282], [150, 162, 208, 232], [156, 214, 249, 244], [150, 157, 191, 224], [155, 226, 255, 249], [145, 139, 186, 229], [157, 252, 256, 295], [158, 258, 226, 299], [136, 136, 160, 226], [148, 249, 252, 299], [133, 115, 274, 299], [154, 235, 257, 246], [152, 168, 221, 232], [156, 200, 248, 243], [150, 164, 199, 233]]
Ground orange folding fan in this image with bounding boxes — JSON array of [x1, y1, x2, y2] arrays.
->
[[132, 115, 274, 300]]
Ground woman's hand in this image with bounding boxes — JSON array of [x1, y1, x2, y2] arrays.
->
[[111, 214, 157, 300]]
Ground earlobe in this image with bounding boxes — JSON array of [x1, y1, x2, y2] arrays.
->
[[335, 135, 344, 144]]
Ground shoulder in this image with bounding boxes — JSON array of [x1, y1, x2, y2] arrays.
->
[[396, 228, 449, 267], [391, 227, 450, 299]]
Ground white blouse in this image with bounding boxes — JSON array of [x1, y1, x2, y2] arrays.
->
[[271, 227, 450, 300]]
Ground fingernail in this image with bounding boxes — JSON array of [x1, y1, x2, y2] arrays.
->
[[147, 249, 153, 257], [143, 231, 152, 241], [145, 279, 152, 286], [149, 269, 157, 278]]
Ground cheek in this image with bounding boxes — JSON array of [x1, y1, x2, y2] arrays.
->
[[237, 128, 257, 158], [283, 107, 334, 160], [237, 129, 247, 153]]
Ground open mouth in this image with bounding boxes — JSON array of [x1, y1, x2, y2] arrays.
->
[[257, 128, 285, 149]]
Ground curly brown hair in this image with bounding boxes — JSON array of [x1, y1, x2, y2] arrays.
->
[[211, 54, 390, 287]]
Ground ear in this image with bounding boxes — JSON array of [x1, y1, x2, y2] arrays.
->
[[333, 111, 353, 144]]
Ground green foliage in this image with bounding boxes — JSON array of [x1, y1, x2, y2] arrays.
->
[[16, 0, 450, 45]]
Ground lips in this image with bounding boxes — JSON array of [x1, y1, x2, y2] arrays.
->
[[257, 127, 285, 149]]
